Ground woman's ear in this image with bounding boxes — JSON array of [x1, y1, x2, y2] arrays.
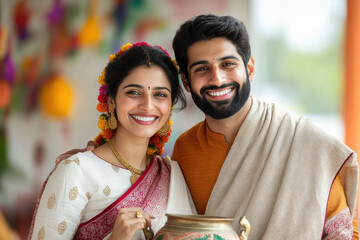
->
[[181, 73, 191, 92], [107, 96, 115, 111]]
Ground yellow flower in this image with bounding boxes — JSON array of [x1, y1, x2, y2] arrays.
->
[[171, 59, 178, 69], [146, 147, 157, 156], [121, 43, 132, 52], [98, 74, 105, 85], [109, 54, 116, 62], [97, 116, 108, 130]]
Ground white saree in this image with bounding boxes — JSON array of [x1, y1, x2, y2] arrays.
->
[[205, 96, 359, 239]]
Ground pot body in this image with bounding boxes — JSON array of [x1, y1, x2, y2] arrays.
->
[[154, 214, 240, 240]]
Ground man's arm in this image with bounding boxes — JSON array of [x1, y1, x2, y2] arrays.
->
[[55, 141, 96, 164]]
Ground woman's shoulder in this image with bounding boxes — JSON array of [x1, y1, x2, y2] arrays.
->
[[59, 151, 98, 167], [55, 151, 109, 176]]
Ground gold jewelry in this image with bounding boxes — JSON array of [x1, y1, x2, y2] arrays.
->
[[136, 211, 143, 218], [108, 140, 149, 184], [108, 107, 117, 130], [157, 118, 171, 136]]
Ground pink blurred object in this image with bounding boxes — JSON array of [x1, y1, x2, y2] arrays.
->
[[2, 52, 15, 85], [46, 0, 65, 27]]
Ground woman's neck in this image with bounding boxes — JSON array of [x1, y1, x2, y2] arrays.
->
[[110, 129, 150, 170]]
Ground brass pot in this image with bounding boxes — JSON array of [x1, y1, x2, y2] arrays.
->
[[154, 214, 250, 240]]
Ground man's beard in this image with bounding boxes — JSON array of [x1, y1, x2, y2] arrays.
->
[[189, 74, 251, 120]]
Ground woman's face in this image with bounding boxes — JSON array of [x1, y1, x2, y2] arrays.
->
[[109, 65, 172, 139]]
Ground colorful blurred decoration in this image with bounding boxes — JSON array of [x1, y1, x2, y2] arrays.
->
[[39, 74, 73, 117], [49, 22, 78, 59], [113, 0, 128, 28], [46, 0, 79, 58], [78, 0, 101, 46], [0, 27, 7, 58], [135, 17, 165, 40], [0, 80, 12, 109], [46, 0, 66, 27], [21, 56, 41, 86], [1, 51, 16, 86], [13, 0, 31, 41]]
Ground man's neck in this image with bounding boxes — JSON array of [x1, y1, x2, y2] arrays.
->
[[205, 97, 252, 143]]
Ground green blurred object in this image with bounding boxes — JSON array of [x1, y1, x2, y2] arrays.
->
[[0, 126, 9, 185], [0, 110, 4, 126]]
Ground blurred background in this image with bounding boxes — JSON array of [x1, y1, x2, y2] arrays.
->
[[0, 0, 359, 239]]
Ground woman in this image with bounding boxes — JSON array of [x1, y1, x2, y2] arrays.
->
[[28, 42, 194, 240]]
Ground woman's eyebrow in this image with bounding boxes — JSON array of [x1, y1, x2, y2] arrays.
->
[[123, 84, 170, 93]]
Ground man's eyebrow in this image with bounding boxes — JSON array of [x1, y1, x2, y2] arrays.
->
[[189, 55, 241, 70], [219, 55, 240, 61], [189, 60, 209, 70]]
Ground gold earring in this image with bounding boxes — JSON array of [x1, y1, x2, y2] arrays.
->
[[108, 107, 118, 130], [157, 118, 171, 136]]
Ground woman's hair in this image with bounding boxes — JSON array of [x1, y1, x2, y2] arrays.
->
[[172, 14, 251, 79], [105, 45, 186, 110]]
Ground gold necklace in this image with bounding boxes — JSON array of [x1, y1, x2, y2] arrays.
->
[[109, 140, 149, 184]]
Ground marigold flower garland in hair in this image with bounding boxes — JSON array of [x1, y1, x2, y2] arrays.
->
[[94, 42, 177, 156]]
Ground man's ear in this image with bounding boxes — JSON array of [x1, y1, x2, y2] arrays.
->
[[247, 56, 255, 82], [181, 73, 191, 92]]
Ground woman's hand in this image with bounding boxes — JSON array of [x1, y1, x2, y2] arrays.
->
[[108, 207, 154, 240]]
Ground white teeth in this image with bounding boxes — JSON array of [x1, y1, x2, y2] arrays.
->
[[207, 88, 232, 96], [132, 115, 156, 122]]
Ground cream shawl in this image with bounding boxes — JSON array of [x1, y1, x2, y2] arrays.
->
[[205, 96, 359, 239]]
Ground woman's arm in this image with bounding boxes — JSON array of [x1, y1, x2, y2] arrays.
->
[[29, 156, 89, 239]]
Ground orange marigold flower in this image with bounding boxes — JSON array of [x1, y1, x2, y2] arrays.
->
[[97, 102, 108, 113], [147, 147, 157, 156], [157, 148, 164, 156], [162, 136, 169, 143], [104, 129, 114, 140], [152, 135, 161, 144], [154, 141, 163, 149], [94, 133, 105, 146]]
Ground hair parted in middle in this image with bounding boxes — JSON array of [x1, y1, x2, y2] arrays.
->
[[106, 44, 186, 110], [172, 14, 252, 79]]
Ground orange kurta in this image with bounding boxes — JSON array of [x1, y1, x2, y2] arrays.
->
[[172, 120, 358, 238]]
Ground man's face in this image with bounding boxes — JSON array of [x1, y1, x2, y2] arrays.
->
[[183, 37, 253, 119]]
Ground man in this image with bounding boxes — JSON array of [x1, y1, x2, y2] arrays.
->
[[170, 14, 358, 239], [58, 14, 358, 239]]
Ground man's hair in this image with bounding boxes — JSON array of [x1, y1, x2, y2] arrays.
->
[[172, 14, 251, 78]]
